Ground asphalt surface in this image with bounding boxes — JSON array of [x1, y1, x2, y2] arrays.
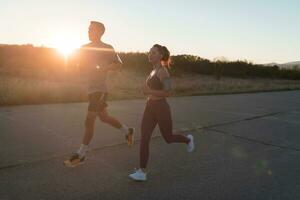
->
[[0, 90, 300, 200]]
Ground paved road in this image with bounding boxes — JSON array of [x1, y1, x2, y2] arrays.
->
[[0, 90, 300, 200]]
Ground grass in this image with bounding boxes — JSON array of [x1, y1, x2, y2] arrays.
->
[[1, 71, 300, 106]]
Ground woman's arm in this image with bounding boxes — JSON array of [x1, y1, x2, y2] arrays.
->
[[143, 85, 170, 97]]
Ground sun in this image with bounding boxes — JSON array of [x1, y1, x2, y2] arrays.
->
[[49, 35, 81, 57], [56, 44, 77, 57]]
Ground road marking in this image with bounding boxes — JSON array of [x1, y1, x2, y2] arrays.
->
[[263, 116, 300, 125], [207, 128, 300, 152]]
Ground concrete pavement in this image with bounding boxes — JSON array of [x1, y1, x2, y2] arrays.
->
[[0, 90, 300, 200]]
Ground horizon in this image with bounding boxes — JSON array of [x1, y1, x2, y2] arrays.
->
[[1, 0, 299, 64], [1, 43, 299, 66]]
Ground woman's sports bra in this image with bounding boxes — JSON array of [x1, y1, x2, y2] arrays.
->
[[146, 67, 172, 92], [146, 72, 164, 90]]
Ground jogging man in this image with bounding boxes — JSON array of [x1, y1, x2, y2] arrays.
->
[[64, 21, 134, 167]]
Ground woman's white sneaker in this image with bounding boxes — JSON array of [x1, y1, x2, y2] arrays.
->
[[129, 168, 147, 181], [187, 134, 195, 152]]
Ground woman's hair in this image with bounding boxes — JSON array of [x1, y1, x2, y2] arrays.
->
[[153, 44, 171, 68]]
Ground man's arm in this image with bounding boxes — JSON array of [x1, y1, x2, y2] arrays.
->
[[106, 63, 122, 71], [104, 54, 123, 71]]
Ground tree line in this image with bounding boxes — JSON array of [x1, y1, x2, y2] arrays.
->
[[1, 44, 299, 80]]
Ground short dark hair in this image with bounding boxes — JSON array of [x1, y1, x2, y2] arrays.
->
[[90, 21, 105, 36]]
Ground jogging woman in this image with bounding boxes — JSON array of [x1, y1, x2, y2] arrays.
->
[[129, 44, 195, 181]]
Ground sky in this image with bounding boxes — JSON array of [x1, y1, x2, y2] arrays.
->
[[0, 0, 299, 63]]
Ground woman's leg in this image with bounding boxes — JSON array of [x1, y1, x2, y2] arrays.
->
[[140, 101, 157, 169], [157, 101, 189, 144]]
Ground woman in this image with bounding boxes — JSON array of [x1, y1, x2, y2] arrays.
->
[[129, 44, 195, 181]]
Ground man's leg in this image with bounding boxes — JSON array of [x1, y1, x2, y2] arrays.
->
[[63, 92, 99, 167], [82, 111, 98, 145], [98, 108, 122, 129], [75, 111, 98, 158], [99, 108, 135, 146]]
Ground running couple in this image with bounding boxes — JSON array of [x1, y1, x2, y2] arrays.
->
[[64, 21, 195, 181]]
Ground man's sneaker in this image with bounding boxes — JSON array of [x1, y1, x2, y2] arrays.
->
[[129, 168, 147, 181], [187, 134, 195, 152], [126, 127, 135, 146], [63, 153, 85, 167]]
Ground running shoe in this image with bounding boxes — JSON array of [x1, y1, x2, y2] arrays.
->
[[126, 127, 135, 146], [129, 168, 147, 181], [63, 153, 85, 167], [187, 134, 195, 152]]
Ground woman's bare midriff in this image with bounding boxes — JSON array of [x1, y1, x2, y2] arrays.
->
[[147, 95, 164, 101]]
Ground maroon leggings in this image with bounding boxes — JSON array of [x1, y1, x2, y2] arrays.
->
[[140, 98, 189, 169]]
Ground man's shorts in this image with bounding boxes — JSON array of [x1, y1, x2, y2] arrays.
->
[[88, 92, 108, 112]]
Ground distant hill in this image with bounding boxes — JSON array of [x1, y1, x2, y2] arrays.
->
[[283, 61, 300, 66], [263, 61, 300, 69], [264, 62, 279, 66]]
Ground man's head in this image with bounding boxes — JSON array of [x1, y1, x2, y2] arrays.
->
[[88, 21, 105, 42]]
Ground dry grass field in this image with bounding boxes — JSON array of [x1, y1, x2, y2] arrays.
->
[[1, 71, 300, 106]]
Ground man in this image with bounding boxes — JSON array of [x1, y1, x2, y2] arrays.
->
[[64, 21, 134, 167]]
